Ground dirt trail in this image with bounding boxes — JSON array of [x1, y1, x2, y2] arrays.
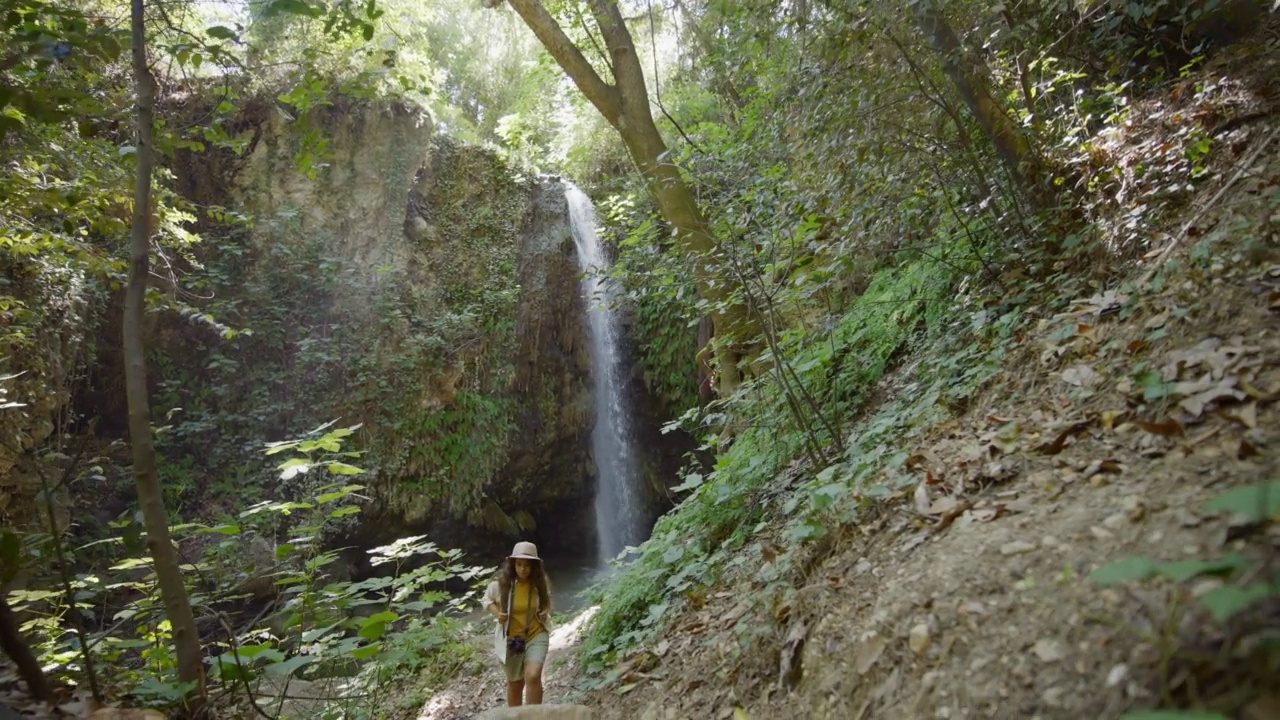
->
[[416, 609, 597, 719]]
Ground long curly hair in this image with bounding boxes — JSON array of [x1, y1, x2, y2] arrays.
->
[[497, 556, 551, 615]]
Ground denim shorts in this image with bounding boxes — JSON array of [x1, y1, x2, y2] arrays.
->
[[503, 630, 550, 682]]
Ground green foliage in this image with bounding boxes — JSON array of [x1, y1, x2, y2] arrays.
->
[[4, 425, 487, 714], [581, 235, 995, 669], [603, 194, 700, 414], [1089, 481, 1280, 624]]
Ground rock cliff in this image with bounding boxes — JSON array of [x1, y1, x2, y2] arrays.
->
[[75, 98, 598, 560]]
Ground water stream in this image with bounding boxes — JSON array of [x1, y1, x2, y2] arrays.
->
[[565, 185, 645, 564]]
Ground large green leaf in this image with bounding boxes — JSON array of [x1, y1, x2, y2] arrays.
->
[[1204, 481, 1280, 524]]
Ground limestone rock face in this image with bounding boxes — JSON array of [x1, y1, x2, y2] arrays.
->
[[0, 255, 88, 539], [74, 98, 596, 561]]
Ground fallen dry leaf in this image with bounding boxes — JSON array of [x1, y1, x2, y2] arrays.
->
[[914, 481, 932, 515], [1239, 379, 1272, 400], [1178, 377, 1247, 416], [1063, 365, 1101, 387], [1083, 459, 1123, 479], [760, 543, 781, 566], [927, 495, 959, 516], [1166, 337, 1259, 381], [777, 620, 808, 690], [1218, 401, 1258, 429], [1101, 410, 1126, 430], [968, 505, 1005, 522], [1134, 418, 1186, 437], [1037, 419, 1093, 454], [721, 602, 750, 629], [933, 499, 972, 530]]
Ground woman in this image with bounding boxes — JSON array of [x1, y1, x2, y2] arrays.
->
[[484, 541, 552, 707]]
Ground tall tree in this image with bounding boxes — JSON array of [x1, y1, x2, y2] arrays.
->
[[126, 0, 206, 712], [491, 0, 759, 392], [912, 0, 1042, 200], [0, 595, 52, 703]]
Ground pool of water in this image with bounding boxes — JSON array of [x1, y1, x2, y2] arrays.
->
[[457, 558, 619, 624], [546, 560, 618, 614]]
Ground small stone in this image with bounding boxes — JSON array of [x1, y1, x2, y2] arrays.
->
[[1191, 578, 1223, 598], [908, 623, 932, 656], [1001, 540, 1037, 556], [1042, 686, 1067, 707], [921, 670, 941, 690], [1042, 535, 1060, 547], [1172, 509, 1203, 527], [1103, 512, 1128, 529], [854, 560, 873, 575], [1106, 664, 1129, 687], [1090, 526, 1114, 540], [1032, 638, 1065, 663], [855, 632, 887, 675]]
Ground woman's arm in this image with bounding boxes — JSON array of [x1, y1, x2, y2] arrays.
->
[[484, 581, 507, 622]]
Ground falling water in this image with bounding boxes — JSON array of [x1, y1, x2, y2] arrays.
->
[[565, 184, 645, 563]]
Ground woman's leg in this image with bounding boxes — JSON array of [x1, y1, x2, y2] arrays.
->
[[504, 652, 525, 706], [506, 680, 524, 707], [523, 662, 544, 704], [521, 633, 550, 705]]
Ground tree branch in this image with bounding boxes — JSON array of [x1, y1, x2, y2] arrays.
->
[[586, 0, 645, 102], [503, 0, 622, 124], [647, 0, 704, 154]]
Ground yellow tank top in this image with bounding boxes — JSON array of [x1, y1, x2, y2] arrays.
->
[[507, 579, 545, 640]]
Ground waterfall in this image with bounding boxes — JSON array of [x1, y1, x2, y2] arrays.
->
[[565, 185, 645, 563]]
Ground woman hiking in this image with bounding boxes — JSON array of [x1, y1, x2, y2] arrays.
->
[[484, 541, 552, 707]]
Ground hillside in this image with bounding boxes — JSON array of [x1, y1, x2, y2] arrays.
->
[[417, 37, 1280, 720]]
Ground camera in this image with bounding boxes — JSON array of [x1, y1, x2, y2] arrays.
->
[[507, 636, 526, 655]]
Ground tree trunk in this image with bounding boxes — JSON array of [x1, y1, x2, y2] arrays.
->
[[913, 0, 1041, 199], [127, 0, 207, 713], [0, 595, 52, 702], [503, 0, 758, 393]]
